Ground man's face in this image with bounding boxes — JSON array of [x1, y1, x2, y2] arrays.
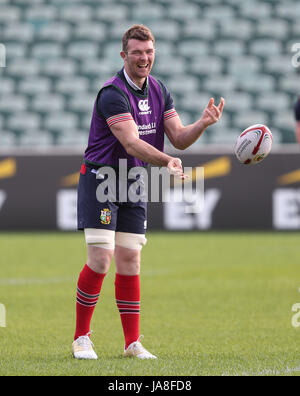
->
[[121, 39, 155, 84]]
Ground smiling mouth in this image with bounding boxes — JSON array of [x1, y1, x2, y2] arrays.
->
[[137, 64, 149, 69]]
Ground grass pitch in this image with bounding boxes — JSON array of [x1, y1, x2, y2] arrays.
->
[[0, 231, 299, 376]]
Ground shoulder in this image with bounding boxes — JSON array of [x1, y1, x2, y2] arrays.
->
[[154, 77, 174, 112], [97, 85, 131, 119]]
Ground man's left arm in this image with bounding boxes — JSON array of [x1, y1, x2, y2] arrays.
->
[[164, 97, 225, 150]]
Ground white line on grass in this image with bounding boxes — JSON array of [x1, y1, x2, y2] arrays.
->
[[0, 277, 76, 286], [0, 269, 170, 286], [222, 365, 300, 376]]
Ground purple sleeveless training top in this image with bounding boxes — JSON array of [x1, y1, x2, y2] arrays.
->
[[84, 73, 165, 168]]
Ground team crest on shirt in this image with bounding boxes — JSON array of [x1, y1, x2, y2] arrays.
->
[[100, 208, 111, 225]]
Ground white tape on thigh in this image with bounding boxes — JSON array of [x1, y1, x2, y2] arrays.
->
[[84, 228, 115, 250], [115, 232, 147, 251]]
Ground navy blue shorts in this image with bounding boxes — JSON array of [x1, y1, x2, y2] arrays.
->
[[77, 163, 147, 234]]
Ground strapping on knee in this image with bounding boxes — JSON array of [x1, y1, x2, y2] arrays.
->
[[84, 228, 115, 250], [115, 232, 147, 251]]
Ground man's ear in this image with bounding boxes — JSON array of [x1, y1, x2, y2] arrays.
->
[[120, 51, 126, 60]]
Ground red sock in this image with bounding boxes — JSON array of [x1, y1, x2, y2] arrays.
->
[[74, 264, 106, 340], [115, 273, 140, 349]]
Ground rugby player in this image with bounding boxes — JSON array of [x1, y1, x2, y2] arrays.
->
[[72, 24, 224, 360]]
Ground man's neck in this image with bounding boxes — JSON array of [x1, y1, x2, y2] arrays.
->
[[123, 68, 147, 91]]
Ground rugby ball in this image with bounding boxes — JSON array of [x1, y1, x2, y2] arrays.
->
[[234, 124, 273, 165]]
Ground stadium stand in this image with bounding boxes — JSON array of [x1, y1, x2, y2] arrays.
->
[[0, 0, 299, 147]]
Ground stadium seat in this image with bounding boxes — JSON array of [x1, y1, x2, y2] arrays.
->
[[222, 92, 253, 113], [74, 22, 106, 40], [19, 77, 51, 95], [0, 6, 21, 23], [209, 128, 241, 144], [182, 20, 217, 40], [55, 77, 89, 94], [256, 92, 291, 112], [153, 55, 186, 75], [233, 110, 269, 129], [42, 58, 77, 76], [31, 43, 62, 59], [203, 5, 236, 21], [38, 22, 71, 42], [81, 59, 120, 78], [292, 21, 300, 36], [60, 5, 92, 22], [56, 131, 88, 146], [275, 1, 300, 20], [189, 56, 224, 76], [228, 56, 261, 77], [147, 20, 181, 40], [68, 94, 96, 112], [0, 94, 28, 112], [32, 94, 66, 113], [180, 93, 215, 113], [279, 76, 300, 95], [44, 112, 79, 131], [249, 39, 282, 57], [203, 76, 236, 95], [67, 42, 99, 59], [18, 130, 54, 146], [1, 79, 16, 94], [255, 19, 289, 40], [166, 75, 200, 95], [25, 5, 57, 22], [238, 2, 272, 19], [155, 41, 175, 56], [7, 59, 40, 77], [214, 40, 245, 57], [219, 19, 254, 40], [236, 74, 276, 93], [167, 3, 200, 20], [177, 40, 209, 57], [96, 5, 128, 21], [132, 4, 165, 21], [0, 132, 18, 147], [7, 112, 41, 132], [264, 54, 294, 75], [3, 23, 34, 42], [4, 43, 26, 59], [273, 111, 296, 132]]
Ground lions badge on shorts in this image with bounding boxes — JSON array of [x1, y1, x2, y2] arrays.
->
[[100, 208, 111, 225]]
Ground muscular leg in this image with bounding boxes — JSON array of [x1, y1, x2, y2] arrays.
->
[[114, 233, 145, 349], [74, 230, 114, 341], [87, 245, 114, 274]]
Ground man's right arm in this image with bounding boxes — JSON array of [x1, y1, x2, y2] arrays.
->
[[98, 86, 185, 177], [109, 119, 185, 177]]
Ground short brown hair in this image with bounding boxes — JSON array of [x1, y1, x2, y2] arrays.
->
[[122, 24, 155, 53]]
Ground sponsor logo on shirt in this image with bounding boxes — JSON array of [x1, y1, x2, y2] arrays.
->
[[138, 99, 152, 115], [138, 122, 156, 136]]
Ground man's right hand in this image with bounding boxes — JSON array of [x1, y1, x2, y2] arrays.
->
[[167, 157, 187, 180]]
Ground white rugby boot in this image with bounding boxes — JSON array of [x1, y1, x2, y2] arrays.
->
[[72, 335, 98, 360], [124, 337, 157, 360]]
